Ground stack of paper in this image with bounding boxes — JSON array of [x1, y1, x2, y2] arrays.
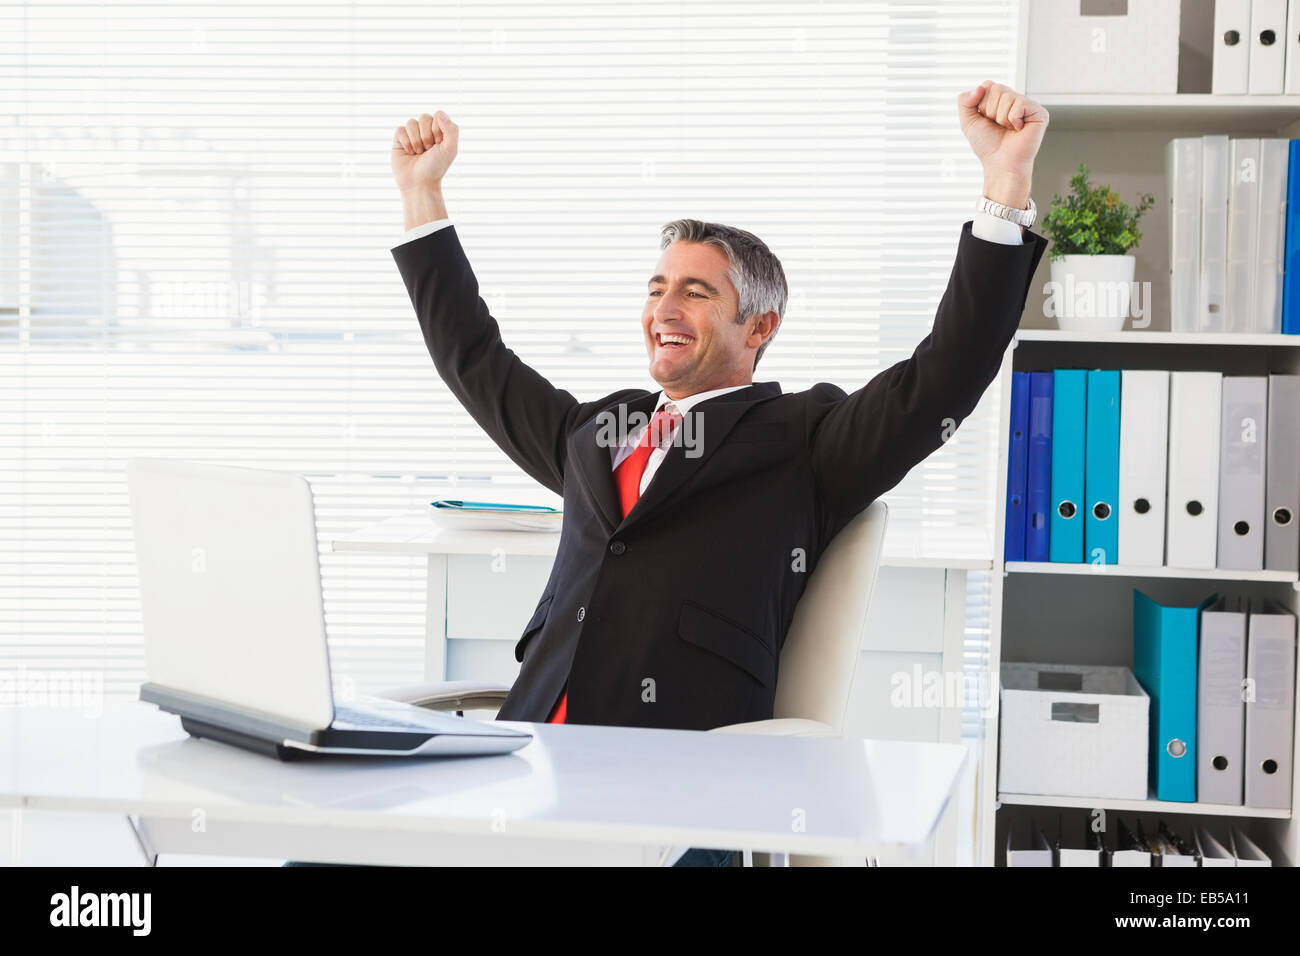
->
[[429, 500, 562, 532]]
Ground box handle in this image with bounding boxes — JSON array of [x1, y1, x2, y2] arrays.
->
[[1080, 0, 1127, 16], [1050, 702, 1100, 723]]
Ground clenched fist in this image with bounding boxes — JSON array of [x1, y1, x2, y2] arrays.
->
[[391, 111, 459, 193], [957, 81, 1049, 209]]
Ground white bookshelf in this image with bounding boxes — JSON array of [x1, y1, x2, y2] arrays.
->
[[998, 791, 1292, 820], [1004, 562, 1300, 585], [1015, 330, 1300, 348], [1032, 93, 1300, 132], [979, 3, 1300, 867]]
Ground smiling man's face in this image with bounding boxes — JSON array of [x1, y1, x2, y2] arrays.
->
[[642, 241, 776, 401]]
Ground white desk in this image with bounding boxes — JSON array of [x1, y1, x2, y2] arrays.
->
[[326, 509, 986, 683], [328, 509, 997, 565], [0, 701, 968, 866], [326, 510, 987, 865]]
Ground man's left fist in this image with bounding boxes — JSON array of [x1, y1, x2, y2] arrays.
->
[[956, 81, 1049, 209]]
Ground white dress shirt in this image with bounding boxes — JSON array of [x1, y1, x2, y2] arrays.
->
[[391, 207, 1024, 496]]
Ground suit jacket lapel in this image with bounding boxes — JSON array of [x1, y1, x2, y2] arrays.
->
[[570, 390, 658, 537], [570, 382, 783, 537]]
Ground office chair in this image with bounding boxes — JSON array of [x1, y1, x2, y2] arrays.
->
[[378, 499, 889, 867]]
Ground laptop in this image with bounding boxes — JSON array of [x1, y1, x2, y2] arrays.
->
[[125, 458, 532, 760]]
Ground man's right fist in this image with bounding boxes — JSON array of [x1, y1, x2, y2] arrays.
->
[[391, 111, 458, 192]]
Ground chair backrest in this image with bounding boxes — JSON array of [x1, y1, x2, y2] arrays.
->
[[773, 500, 888, 732]]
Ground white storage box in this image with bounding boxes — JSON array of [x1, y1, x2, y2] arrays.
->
[[1026, 0, 1181, 94], [999, 662, 1149, 800]]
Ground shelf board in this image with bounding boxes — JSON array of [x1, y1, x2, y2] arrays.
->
[[999, 790, 1291, 819], [1014, 329, 1300, 347], [1034, 93, 1300, 132], [1004, 562, 1299, 584]]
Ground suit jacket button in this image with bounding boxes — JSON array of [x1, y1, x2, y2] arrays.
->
[[609, 540, 626, 555], [577, 606, 585, 621]]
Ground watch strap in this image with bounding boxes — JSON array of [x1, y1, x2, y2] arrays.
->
[[976, 194, 1036, 228]]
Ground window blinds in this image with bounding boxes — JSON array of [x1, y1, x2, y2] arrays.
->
[[0, 0, 1019, 698]]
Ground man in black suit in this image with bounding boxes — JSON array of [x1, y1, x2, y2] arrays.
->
[[389, 82, 1048, 744]]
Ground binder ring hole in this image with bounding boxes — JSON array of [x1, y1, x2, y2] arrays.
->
[[1212, 755, 1229, 771], [1133, 498, 1150, 515], [1058, 500, 1077, 520], [1260, 29, 1276, 46], [1186, 500, 1203, 517], [1167, 738, 1187, 758], [1262, 759, 1278, 775], [1223, 29, 1240, 45], [1092, 502, 1111, 521], [1233, 520, 1250, 537], [1274, 507, 1293, 527]]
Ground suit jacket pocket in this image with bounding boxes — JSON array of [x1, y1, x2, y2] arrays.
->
[[728, 421, 787, 442], [514, 593, 554, 663], [677, 599, 776, 688]]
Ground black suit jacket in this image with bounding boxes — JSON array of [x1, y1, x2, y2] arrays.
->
[[392, 221, 1047, 730]]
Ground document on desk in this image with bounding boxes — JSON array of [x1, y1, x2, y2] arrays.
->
[[430, 500, 563, 532]]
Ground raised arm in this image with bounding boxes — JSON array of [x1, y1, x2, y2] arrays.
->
[[809, 82, 1051, 537], [808, 221, 1048, 537], [390, 111, 595, 495]]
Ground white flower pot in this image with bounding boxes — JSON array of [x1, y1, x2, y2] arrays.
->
[[1046, 255, 1136, 333]]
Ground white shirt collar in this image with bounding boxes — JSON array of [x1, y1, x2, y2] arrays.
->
[[652, 383, 752, 416], [610, 383, 755, 465]]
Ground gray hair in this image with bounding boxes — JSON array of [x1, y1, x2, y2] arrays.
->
[[658, 218, 787, 370]]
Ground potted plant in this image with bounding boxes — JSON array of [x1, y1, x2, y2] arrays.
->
[[1041, 163, 1154, 332]]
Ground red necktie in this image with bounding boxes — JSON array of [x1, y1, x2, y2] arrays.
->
[[546, 405, 682, 724]]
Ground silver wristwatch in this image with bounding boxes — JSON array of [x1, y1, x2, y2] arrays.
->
[[976, 194, 1036, 228]]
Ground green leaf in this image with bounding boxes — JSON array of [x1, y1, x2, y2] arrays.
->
[[1042, 164, 1151, 254]]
